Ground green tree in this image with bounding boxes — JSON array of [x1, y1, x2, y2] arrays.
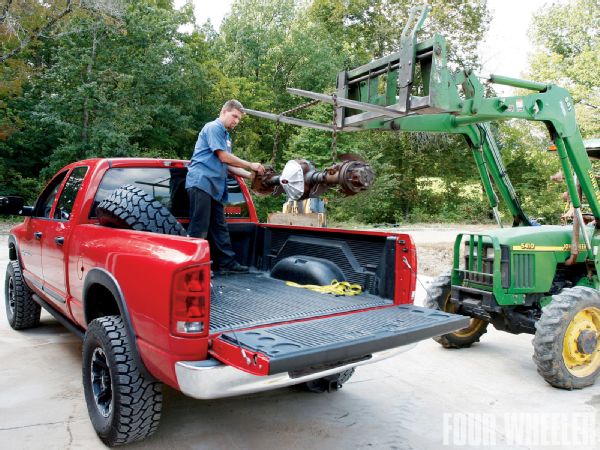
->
[[0, 0, 123, 63], [21, 1, 220, 175], [528, 0, 599, 136], [308, 0, 490, 68], [279, 0, 491, 222]]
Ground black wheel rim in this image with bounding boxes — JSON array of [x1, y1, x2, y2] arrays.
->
[[90, 347, 113, 418], [7, 276, 15, 319]]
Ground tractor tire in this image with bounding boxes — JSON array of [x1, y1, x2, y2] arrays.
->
[[96, 184, 186, 236], [533, 287, 600, 390], [424, 271, 488, 348], [83, 315, 163, 446], [302, 368, 355, 393], [5, 261, 41, 330]]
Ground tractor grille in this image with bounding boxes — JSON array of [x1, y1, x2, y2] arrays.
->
[[459, 235, 511, 289], [462, 241, 494, 287], [512, 253, 534, 288]]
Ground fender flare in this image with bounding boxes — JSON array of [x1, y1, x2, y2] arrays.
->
[[83, 268, 153, 379], [8, 235, 19, 262]]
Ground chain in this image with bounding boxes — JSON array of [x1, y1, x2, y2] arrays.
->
[[280, 98, 321, 116], [271, 98, 322, 167], [331, 93, 338, 163], [271, 119, 280, 166]]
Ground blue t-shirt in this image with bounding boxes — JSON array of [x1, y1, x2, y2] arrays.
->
[[186, 118, 232, 203]]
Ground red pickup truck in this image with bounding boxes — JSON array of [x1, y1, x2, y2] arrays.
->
[[2, 158, 467, 446]]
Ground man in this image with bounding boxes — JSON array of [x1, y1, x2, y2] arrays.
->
[[186, 99, 265, 273]]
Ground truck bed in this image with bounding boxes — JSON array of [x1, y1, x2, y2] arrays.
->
[[209, 272, 392, 333]]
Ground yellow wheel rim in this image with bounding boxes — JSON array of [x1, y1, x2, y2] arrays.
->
[[562, 306, 600, 378], [442, 294, 486, 338]]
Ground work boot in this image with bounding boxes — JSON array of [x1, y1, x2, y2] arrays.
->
[[220, 262, 249, 274]]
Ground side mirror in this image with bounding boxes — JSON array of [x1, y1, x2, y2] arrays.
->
[[0, 196, 33, 216]]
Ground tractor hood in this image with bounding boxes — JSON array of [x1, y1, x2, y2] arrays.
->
[[485, 225, 594, 253]]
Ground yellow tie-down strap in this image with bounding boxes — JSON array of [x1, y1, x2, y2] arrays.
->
[[285, 279, 363, 296]]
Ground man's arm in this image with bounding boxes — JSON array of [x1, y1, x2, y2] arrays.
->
[[227, 165, 252, 179], [215, 150, 265, 175]]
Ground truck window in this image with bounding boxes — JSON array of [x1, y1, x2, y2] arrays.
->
[[34, 170, 68, 218], [54, 166, 89, 221], [90, 168, 251, 219], [90, 167, 189, 218], [224, 176, 251, 219]]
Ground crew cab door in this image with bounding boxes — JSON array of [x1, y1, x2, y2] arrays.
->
[[41, 166, 89, 309], [20, 170, 69, 293], [210, 305, 469, 376]]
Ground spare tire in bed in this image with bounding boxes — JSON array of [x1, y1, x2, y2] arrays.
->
[[96, 184, 187, 236]]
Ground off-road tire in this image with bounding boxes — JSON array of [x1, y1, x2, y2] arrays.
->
[[424, 271, 488, 348], [96, 184, 186, 236], [83, 316, 163, 446], [5, 260, 41, 330], [302, 368, 355, 393], [533, 287, 600, 390]]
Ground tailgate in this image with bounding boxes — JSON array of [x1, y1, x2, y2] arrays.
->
[[210, 305, 469, 376]]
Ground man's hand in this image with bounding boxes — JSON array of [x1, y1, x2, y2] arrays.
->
[[249, 162, 265, 175], [216, 150, 265, 175]]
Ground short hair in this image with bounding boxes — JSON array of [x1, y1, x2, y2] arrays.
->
[[221, 99, 244, 113]]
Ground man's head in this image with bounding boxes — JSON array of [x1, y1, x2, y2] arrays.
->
[[220, 99, 244, 130]]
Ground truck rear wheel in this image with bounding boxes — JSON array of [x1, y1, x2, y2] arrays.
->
[[83, 315, 163, 446], [96, 184, 186, 236], [533, 287, 600, 389], [302, 368, 355, 393], [5, 261, 41, 330], [424, 272, 488, 348]]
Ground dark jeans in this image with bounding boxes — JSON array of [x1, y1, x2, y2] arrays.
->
[[187, 187, 236, 269]]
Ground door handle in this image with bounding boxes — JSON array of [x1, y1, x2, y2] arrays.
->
[[34, 232, 42, 240], [55, 236, 64, 246]]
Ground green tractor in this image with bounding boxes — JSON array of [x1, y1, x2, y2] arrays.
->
[[425, 138, 600, 389], [425, 214, 600, 390], [245, 6, 600, 389]]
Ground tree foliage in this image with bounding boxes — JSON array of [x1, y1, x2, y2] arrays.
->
[[0, 0, 592, 224], [528, 0, 599, 136]]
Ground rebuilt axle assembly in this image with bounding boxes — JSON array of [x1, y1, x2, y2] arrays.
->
[[251, 155, 375, 200]]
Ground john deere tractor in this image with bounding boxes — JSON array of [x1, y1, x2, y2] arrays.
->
[[245, 6, 599, 389]]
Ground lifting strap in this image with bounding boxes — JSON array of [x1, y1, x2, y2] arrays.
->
[[285, 279, 362, 296]]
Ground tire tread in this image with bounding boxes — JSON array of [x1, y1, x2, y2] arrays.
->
[[96, 185, 186, 236], [84, 315, 162, 446], [424, 270, 488, 348], [5, 261, 41, 330], [532, 287, 600, 390]]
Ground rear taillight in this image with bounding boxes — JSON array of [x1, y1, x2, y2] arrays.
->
[[171, 265, 210, 337]]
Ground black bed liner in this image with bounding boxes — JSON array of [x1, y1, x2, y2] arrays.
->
[[209, 272, 391, 333]]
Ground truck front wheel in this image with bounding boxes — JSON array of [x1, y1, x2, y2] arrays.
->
[[533, 287, 600, 389], [424, 272, 488, 348], [5, 261, 41, 330], [83, 316, 163, 446]]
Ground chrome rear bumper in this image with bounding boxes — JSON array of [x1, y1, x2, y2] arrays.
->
[[175, 343, 416, 400]]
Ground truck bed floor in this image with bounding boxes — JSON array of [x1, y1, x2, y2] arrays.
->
[[209, 272, 392, 333]]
